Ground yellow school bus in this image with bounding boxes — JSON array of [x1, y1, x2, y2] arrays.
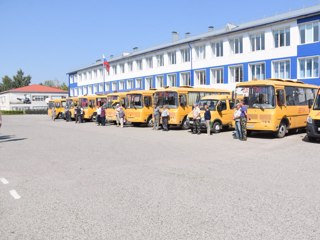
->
[[187, 94, 234, 133], [48, 98, 66, 119], [235, 79, 318, 138], [67, 97, 79, 120], [78, 95, 108, 121], [306, 88, 320, 141], [105, 92, 127, 123], [153, 87, 231, 129], [125, 89, 156, 127]]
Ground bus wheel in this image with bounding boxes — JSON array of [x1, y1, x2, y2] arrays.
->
[[147, 117, 153, 127], [181, 118, 189, 130], [212, 121, 221, 133], [308, 136, 316, 142], [276, 122, 287, 138]]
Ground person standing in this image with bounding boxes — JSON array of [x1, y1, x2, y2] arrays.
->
[[192, 103, 201, 134], [96, 106, 102, 126], [79, 106, 84, 123], [115, 104, 120, 127], [204, 104, 211, 136], [161, 105, 169, 131], [74, 105, 78, 123], [52, 107, 56, 121], [240, 100, 248, 141], [100, 106, 106, 126], [119, 106, 125, 128], [153, 104, 160, 130], [233, 103, 242, 140]]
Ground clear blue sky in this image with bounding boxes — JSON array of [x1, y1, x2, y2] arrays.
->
[[1, 0, 320, 84]]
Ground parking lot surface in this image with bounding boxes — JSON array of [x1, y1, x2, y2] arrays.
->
[[0, 115, 320, 240]]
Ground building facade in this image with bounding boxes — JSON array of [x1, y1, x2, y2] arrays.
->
[[67, 5, 320, 97], [0, 85, 68, 110]]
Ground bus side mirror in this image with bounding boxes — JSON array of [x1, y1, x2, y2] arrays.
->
[[277, 90, 285, 106], [217, 103, 222, 112], [308, 99, 313, 109], [180, 95, 186, 107]]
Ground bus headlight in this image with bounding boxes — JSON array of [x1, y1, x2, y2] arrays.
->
[[307, 116, 313, 124]]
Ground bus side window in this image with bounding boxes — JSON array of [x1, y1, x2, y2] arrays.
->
[[221, 101, 227, 111], [229, 101, 235, 109]]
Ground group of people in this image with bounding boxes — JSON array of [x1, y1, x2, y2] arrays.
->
[[152, 105, 169, 131]]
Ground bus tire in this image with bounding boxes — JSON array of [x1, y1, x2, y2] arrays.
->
[[181, 117, 189, 130], [308, 136, 316, 142], [276, 121, 287, 138], [212, 121, 221, 133], [147, 116, 153, 127]]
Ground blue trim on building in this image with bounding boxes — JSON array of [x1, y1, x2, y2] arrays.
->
[[297, 42, 320, 57], [297, 14, 320, 24]]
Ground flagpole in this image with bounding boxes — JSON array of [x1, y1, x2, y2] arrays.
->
[[103, 56, 106, 94]]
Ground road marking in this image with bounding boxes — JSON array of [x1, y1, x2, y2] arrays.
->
[[9, 190, 21, 200], [0, 178, 9, 184]]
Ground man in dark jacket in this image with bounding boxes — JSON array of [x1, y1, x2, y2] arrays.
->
[[204, 104, 211, 136]]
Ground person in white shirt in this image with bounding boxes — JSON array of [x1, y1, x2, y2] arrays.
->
[[96, 106, 102, 126], [233, 103, 242, 139], [192, 103, 201, 134]]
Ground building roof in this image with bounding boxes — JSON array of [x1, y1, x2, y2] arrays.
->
[[2, 84, 68, 94], [67, 4, 320, 74]]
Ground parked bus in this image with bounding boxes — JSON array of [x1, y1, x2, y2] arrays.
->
[[153, 87, 231, 129], [48, 98, 66, 119], [187, 94, 234, 133], [78, 95, 108, 121], [125, 90, 156, 127], [235, 79, 318, 138], [67, 97, 79, 120], [307, 88, 320, 141], [105, 92, 127, 123]]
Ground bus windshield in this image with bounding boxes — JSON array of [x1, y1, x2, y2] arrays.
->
[[235, 86, 275, 109], [314, 92, 320, 110], [126, 94, 143, 109], [199, 99, 219, 111], [66, 99, 73, 108], [48, 102, 54, 109], [79, 98, 89, 108], [154, 91, 178, 108], [96, 97, 107, 107], [105, 96, 118, 108], [62, 101, 66, 108]]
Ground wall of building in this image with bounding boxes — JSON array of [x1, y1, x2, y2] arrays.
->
[[68, 13, 320, 97]]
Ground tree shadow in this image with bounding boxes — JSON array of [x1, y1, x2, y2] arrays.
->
[[0, 135, 27, 143]]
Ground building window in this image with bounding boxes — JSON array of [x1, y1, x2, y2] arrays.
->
[[145, 77, 153, 89], [112, 82, 117, 91], [94, 84, 98, 94], [180, 72, 191, 86], [113, 66, 117, 75], [119, 81, 125, 90], [99, 83, 103, 92], [230, 37, 243, 54], [181, 48, 191, 62], [136, 59, 142, 70], [146, 57, 153, 69], [156, 75, 164, 88], [250, 33, 265, 51], [298, 57, 319, 78], [120, 64, 125, 73], [211, 68, 224, 84], [136, 78, 142, 89], [105, 83, 110, 92], [211, 41, 223, 57], [87, 71, 91, 80], [99, 69, 103, 78], [168, 51, 176, 65], [93, 70, 97, 79], [195, 45, 206, 60], [272, 60, 290, 79], [127, 79, 134, 89], [156, 54, 164, 67], [229, 66, 243, 83], [31, 95, 49, 101], [250, 63, 265, 80], [127, 61, 133, 72], [299, 22, 319, 44], [273, 28, 290, 48], [167, 74, 177, 87], [195, 70, 206, 85]]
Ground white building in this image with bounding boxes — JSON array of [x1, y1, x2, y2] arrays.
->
[[0, 84, 68, 110], [67, 5, 320, 96]]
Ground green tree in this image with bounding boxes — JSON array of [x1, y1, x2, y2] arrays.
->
[[41, 80, 68, 91], [60, 82, 69, 91], [0, 75, 13, 92], [12, 69, 31, 88]]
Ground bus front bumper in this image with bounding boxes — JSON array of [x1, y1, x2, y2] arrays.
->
[[307, 122, 320, 138]]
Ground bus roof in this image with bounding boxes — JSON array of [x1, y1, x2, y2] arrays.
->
[[236, 79, 319, 88], [201, 94, 232, 101], [154, 86, 231, 93], [106, 92, 128, 97], [125, 89, 157, 95]]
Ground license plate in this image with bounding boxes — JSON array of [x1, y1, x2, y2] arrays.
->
[[247, 124, 254, 129]]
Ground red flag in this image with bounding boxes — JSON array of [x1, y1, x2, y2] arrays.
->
[[103, 55, 110, 73]]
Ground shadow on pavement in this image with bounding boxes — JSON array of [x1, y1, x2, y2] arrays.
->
[[0, 135, 27, 143], [302, 135, 320, 144]]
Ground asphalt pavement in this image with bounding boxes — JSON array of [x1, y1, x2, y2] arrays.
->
[[0, 115, 320, 240]]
